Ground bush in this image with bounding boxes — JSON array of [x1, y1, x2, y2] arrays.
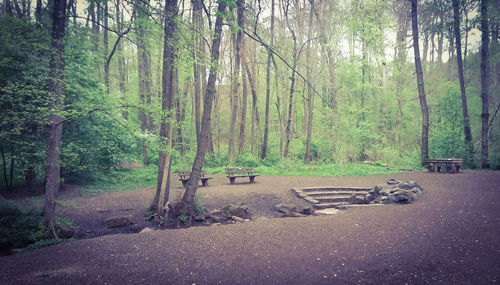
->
[[233, 153, 259, 168], [0, 198, 44, 251]]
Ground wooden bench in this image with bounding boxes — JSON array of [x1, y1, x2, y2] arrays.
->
[[177, 170, 212, 187], [424, 158, 463, 173], [226, 168, 259, 184]]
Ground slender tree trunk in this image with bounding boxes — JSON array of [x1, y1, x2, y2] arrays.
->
[[44, 0, 66, 239], [192, 0, 202, 145], [452, 0, 474, 167], [410, 0, 430, 165], [103, 1, 110, 94], [135, 0, 153, 166], [153, 0, 178, 216], [480, 0, 490, 168], [304, 4, 314, 163], [228, 3, 242, 164], [116, 0, 128, 120], [182, 1, 226, 211], [261, 0, 275, 160], [283, 1, 297, 158]]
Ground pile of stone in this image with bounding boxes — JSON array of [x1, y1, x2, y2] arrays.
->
[[203, 203, 250, 224], [273, 203, 315, 217], [365, 179, 424, 204]]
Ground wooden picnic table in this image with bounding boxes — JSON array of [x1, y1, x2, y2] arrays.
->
[[424, 158, 463, 173]]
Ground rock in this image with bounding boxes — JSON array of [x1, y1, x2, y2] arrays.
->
[[369, 180, 424, 204], [281, 212, 306, 218], [130, 223, 141, 231], [349, 194, 366, 204], [194, 214, 206, 221], [73, 230, 86, 239], [231, 216, 246, 223], [301, 206, 315, 215], [139, 227, 154, 233], [57, 226, 75, 239], [316, 208, 340, 215], [387, 179, 400, 185], [229, 204, 248, 219], [274, 203, 297, 214], [103, 216, 132, 228]]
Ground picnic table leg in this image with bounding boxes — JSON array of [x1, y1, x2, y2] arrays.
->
[[455, 165, 460, 173], [249, 176, 255, 183], [427, 165, 434, 172], [202, 179, 208, 186], [182, 180, 187, 187], [230, 177, 235, 184]]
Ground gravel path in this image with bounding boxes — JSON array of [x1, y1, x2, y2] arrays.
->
[[1, 170, 500, 284]]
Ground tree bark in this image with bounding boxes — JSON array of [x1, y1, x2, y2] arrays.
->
[[261, 0, 275, 160], [135, 0, 153, 166], [116, 0, 128, 120], [43, 0, 66, 239], [480, 0, 490, 169], [304, 4, 314, 163], [237, 0, 247, 154], [192, 0, 202, 145], [181, 1, 226, 211], [103, 1, 110, 94], [410, 0, 430, 165], [228, 3, 242, 164], [153, 0, 178, 216], [452, 0, 474, 167]]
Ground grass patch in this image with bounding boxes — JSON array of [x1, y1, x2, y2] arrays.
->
[[23, 238, 74, 252]]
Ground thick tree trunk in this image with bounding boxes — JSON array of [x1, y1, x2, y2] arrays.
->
[[480, 0, 490, 169], [43, 0, 66, 239], [410, 0, 430, 165], [261, 0, 275, 160], [452, 0, 474, 167], [304, 4, 314, 163], [153, 0, 178, 216], [182, 1, 226, 211]]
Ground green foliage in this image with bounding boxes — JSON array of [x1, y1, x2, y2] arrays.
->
[[233, 153, 259, 168], [178, 214, 189, 223], [0, 197, 44, 251], [23, 238, 74, 252]]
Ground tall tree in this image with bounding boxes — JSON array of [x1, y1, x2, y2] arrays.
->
[[452, 0, 474, 167], [410, 0, 430, 165], [103, 1, 110, 94], [116, 0, 128, 120], [43, 0, 67, 238], [153, 0, 178, 216], [304, 3, 314, 163], [192, 0, 202, 145], [181, 0, 226, 212], [228, 1, 242, 164], [135, 0, 153, 166], [261, 0, 275, 159], [480, 0, 490, 168]]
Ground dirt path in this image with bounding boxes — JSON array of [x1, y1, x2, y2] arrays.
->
[[1, 170, 500, 284]]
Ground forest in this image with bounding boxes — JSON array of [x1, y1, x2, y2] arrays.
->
[[0, 0, 499, 236]]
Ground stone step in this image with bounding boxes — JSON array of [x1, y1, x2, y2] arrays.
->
[[314, 202, 349, 210], [307, 191, 369, 196], [297, 186, 372, 193], [312, 195, 361, 203]]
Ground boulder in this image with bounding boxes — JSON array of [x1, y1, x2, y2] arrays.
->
[[368, 180, 424, 204], [103, 216, 132, 228], [274, 203, 297, 214], [301, 206, 315, 215]]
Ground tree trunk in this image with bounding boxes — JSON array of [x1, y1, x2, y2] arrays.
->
[[43, 0, 66, 239], [182, 1, 226, 211], [452, 0, 474, 167], [103, 0, 110, 94], [304, 3, 314, 163], [480, 0, 490, 169], [410, 0, 430, 165], [135, 0, 153, 166], [228, 3, 243, 164], [192, 0, 202, 145], [283, 1, 297, 158], [153, 0, 178, 216], [237, 0, 247, 154], [116, 0, 128, 120], [261, 0, 275, 160]]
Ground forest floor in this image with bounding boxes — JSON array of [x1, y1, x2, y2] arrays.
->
[[1, 170, 500, 284]]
